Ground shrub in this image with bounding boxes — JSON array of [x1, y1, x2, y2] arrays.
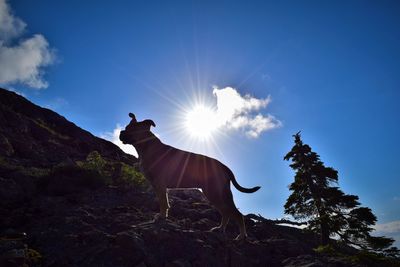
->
[[348, 250, 400, 267], [119, 162, 149, 189], [27, 248, 42, 264], [77, 151, 113, 185], [79, 151, 149, 190], [314, 244, 337, 255], [84, 151, 106, 174], [43, 151, 149, 194], [44, 164, 106, 195]]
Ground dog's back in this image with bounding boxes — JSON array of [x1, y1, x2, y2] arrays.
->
[[140, 142, 230, 189]]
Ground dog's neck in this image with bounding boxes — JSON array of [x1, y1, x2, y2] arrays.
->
[[132, 131, 162, 159]]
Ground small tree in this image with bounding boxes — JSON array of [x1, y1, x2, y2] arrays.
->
[[85, 151, 106, 174], [284, 132, 398, 256]]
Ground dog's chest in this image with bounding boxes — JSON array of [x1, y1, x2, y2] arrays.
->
[[138, 158, 146, 174]]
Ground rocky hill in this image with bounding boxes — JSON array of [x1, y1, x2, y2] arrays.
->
[[0, 88, 398, 267], [0, 88, 136, 168], [3, 187, 367, 267]]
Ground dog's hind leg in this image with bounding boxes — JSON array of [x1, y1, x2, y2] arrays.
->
[[202, 187, 230, 234], [231, 208, 247, 240], [154, 187, 170, 220], [223, 189, 247, 240], [210, 210, 230, 233]]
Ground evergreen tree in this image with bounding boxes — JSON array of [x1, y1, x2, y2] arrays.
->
[[284, 132, 398, 256]]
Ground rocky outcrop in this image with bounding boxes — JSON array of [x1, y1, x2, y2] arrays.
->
[[0, 88, 136, 168], [0, 88, 137, 207], [1, 188, 363, 267]]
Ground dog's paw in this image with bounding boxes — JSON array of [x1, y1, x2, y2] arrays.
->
[[153, 213, 166, 223], [209, 226, 222, 233], [234, 234, 247, 242]]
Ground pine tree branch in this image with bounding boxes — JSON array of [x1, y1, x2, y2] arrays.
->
[[246, 213, 308, 226], [335, 231, 370, 251]]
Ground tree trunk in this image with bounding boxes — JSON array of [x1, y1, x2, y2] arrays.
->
[[320, 221, 329, 245], [306, 178, 330, 245]]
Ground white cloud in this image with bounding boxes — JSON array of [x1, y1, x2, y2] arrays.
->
[[212, 86, 281, 138], [101, 124, 138, 158], [0, 0, 55, 89], [0, 0, 25, 42], [0, 34, 55, 88], [374, 220, 400, 247], [374, 220, 400, 234]]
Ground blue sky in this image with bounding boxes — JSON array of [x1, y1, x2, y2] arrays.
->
[[1, 0, 399, 245]]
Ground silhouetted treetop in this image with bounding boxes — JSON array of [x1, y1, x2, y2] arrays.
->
[[284, 132, 398, 257]]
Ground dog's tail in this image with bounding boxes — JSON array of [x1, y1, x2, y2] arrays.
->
[[227, 167, 261, 193]]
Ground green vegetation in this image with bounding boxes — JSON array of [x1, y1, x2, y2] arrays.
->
[[0, 156, 50, 177], [314, 244, 400, 267], [83, 151, 106, 174], [27, 248, 42, 265], [0, 156, 16, 170], [348, 250, 400, 267], [76, 151, 149, 189], [21, 150, 149, 195], [284, 132, 399, 259], [33, 118, 70, 140], [1, 149, 148, 196], [119, 162, 147, 188], [313, 244, 337, 255], [42, 164, 106, 195]]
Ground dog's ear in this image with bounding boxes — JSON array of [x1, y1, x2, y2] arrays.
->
[[143, 119, 156, 128], [129, 113, 137, 123]]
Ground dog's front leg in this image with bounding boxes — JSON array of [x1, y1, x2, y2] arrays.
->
[[154, 187, 169, 220]]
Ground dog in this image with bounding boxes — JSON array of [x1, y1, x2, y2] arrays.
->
[[119, 113, 260, 240]]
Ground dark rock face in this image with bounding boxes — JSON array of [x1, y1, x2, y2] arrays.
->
[[0, 88, 136, 168], [1, 188, 361, 267], [0, 88, 137, 207]]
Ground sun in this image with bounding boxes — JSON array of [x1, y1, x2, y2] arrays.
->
[[185, 105, 219, 140]]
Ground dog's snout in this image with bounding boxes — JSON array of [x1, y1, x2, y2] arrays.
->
[[119, 130, 126, 141]]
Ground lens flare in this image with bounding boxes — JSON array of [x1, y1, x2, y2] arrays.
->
[[185, 105, 218, 140]]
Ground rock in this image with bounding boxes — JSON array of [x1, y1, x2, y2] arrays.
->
[[165, 258, 192, 267], [0, 177, 23, 205], [0, 134, 14, 156], [0, 230, 30, 267], [0, 88, 137, 170], [0, 183, 380, 267], [13, 173, 36, 199], [282, 254, 362, 267]]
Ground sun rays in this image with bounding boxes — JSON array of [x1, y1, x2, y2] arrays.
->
[[149, 88, 234, 162], [185, 104, 219, 140], [108, 44, 277, 161]]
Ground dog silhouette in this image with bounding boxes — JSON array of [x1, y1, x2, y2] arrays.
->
[[120, 113, 260, 239]]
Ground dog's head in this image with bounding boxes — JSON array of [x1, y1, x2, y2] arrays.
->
[[119, 113, 156, 145]]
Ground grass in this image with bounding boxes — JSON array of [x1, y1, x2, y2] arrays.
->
[[33, 118, 70, 140]]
